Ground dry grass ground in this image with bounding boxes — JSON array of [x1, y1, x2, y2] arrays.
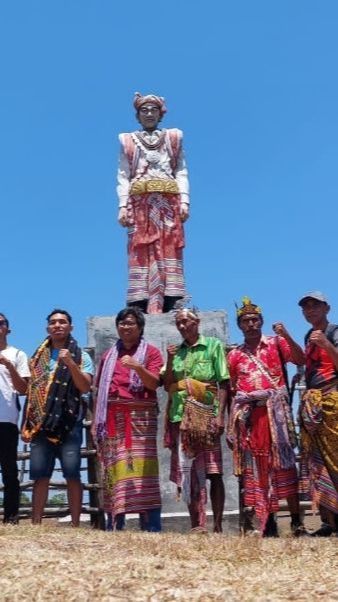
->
[[0, 522, 337, 602]]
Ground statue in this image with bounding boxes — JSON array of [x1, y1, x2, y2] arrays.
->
[[117, 93, 190, 314]]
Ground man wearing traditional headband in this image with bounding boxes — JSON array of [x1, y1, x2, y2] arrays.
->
[[117, 92, 190, 314], [163, 309, 229, 533], [227, 297, 307, 537]]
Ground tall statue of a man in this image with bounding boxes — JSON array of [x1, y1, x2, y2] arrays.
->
[[117, 93, 190, 314]]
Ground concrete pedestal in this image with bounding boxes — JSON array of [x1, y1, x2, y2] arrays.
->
[[87, 311, 238, 514]]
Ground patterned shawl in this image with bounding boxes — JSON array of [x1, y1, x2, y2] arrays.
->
[[22, 336, 82, 443], [227, 386, 297, 475], [93, 338, 148, 444]]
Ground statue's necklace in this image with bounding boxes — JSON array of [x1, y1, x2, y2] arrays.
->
[[134, 130, 166, 151]]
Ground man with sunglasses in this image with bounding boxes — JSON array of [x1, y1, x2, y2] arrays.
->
[[117, 92, 190, 314], [0, 313, 30, 524]]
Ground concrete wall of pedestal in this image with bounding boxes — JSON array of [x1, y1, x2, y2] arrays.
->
[[87, 311, 239, 513]]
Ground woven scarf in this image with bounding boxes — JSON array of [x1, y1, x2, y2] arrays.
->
[[22, 336, 82, 443], [93, 338, 148, 444]]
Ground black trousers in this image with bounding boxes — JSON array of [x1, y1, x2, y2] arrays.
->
[[0, 423, 20, 521]]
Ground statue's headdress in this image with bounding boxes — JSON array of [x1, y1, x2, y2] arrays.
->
[[236, 296, 262, 318], [133, 92, 167, 115]]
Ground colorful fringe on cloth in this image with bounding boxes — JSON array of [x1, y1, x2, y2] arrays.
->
[[101, 398, 161, 517], [227, 386, 297, 532], [167, 422, 223, 529], [299, 389, 338, 513], [126, 192, 185, 313], [169, 378, 218, 458], [22, 336, 82, 443]]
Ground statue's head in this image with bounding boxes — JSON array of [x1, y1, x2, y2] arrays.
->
[[134, 92, 167, 130]]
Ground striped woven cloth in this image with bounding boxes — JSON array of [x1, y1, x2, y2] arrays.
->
[[101, 399, 161, 516]]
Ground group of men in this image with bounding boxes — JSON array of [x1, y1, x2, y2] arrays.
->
[[227, 292, 338, 537], [113, 92, 337, 536], [0, 291, 337, 536], [1, 92, 336, 533]]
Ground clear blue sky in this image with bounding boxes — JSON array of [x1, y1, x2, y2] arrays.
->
[[1, 0, 337, 356]]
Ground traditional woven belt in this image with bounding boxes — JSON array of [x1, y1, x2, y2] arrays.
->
[[130, 179, 179, 195]]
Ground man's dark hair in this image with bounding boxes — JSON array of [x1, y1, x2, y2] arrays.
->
[[0, 313, 9, 328], [115, 307, 145, 336], [47, 309, 73, 324]]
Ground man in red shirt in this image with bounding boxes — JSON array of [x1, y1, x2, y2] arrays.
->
[[227, 297, 306, 536], [298, 291, 338, 537], [93, 307, 163, 531]]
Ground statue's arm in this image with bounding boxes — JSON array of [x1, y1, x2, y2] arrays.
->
[[175, 144, 190, 222], [117, 142, 130, 226], [175, 146, 189, 203]]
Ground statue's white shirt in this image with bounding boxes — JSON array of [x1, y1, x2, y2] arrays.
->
[[117, 129, 189, 208]]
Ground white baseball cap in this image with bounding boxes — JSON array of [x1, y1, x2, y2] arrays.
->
[[298, 291, 329, 307]]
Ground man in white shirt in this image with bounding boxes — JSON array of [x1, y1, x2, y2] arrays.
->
[[117, 92, 190, 314], [0, 313, 30, 524]]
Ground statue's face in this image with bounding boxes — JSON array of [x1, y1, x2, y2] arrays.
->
[[137, 103, 161, 130]]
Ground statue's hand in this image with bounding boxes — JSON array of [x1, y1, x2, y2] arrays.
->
[[118, 208, 128, 227], [180, 203, 189, 222]]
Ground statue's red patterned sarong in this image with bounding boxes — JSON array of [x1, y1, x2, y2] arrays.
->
[[126, 191, 185, 313]]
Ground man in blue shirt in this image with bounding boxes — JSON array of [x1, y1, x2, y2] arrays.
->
[[22, 309, 93, 526]]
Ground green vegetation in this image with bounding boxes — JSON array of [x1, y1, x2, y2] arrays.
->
[[48, 493, 67, 506]]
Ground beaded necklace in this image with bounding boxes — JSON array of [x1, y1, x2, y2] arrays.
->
[[134, 129, 166, 151]]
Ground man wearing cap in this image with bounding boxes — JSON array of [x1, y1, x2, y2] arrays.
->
[[0, 313, 30, 524], [298, 291, 338, 536], [117, 92, 190, 314], [227, 297, 306, 536]]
